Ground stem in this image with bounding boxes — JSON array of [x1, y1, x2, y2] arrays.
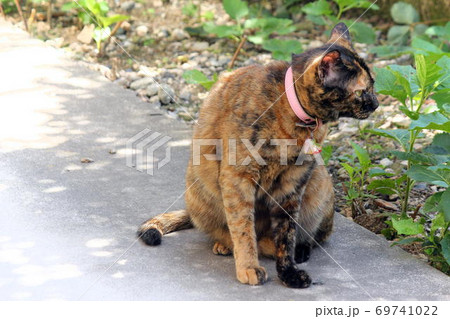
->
[[47, 0, 53, 28], [336, 9, 342, 20], [0, 2, 5, 18], [228, 35, 246, 69], [401, 89, 429, 217], [14, 0, 28, 32]]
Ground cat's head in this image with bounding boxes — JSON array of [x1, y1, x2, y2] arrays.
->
[[291, 23, 378, 122]]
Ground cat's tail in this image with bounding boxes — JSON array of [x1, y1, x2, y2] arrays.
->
[[137, 210, 193, 246]]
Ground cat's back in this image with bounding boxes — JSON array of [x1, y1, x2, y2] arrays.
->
[[194, 61, 289, 139]]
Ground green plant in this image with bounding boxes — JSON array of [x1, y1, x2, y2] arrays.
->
[[202, 0, 301, 62], [369, 48, 449, 273], [1, 0, 17, 14], [182, 1, 198, 18], [339, 142, 379, 215], [370, 2, 450, 58], [62, 0, 129, 51], [182, 70, 218, 90], [299, 0, 378, 44], [372, 52, 450, 216]]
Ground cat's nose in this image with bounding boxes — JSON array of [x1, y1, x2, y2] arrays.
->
[[364, 94, 378, 112]]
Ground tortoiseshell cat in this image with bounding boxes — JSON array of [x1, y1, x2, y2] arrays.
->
[[138, 23, 378, 288]]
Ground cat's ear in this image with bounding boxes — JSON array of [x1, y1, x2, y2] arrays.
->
[[319, 50, 341, 83], [327, 22, 352, 49]]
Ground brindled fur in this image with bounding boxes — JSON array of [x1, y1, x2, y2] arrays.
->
[[137, 23, 378, 288]]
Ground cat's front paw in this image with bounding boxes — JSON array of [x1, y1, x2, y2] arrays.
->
[[278, 267, 311, 288], [213, 242, 232, 256], [236, 266, 267, 285], [294, 243, 311, 264]]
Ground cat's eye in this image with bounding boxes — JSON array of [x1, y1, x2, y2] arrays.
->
[[354, 90, 363, 97]]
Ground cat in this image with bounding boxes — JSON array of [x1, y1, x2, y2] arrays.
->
[[137, 23, 378, 288]]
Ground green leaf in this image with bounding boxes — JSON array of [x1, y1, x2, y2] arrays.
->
[[334, 0, 379, 11], [369, 167, 394, 177], [223, 0, 249, 20], [340, 162, 354, 177], [301, 0, 332, 16], [409, 112, 450, 132], [373, 68, 405, 103], [306, 14, 327, 26], [390, 1, 420, 24], [391, 237, 424, 246], [425, 22, 450, 41], [415, 54, 443, 91], [347, 21, 375, 44], [369, 45, 412, 58], [431, 89, 450, 109], [262, 39, 302, 61], [244, 17, 296, 36], [387, 25, 410, 45], [182, 70, 217, 90], [423, 191, 443, 213], [430, 211, 446, 235], [321, 144, 333, 165], [350, 142, 370, 169], [391, 218, 424, 236], [61, 2, 78, 11], [93, 26, 111, 49], [430, 133, 450, 154], [98, 15, 129, 28], [367, 179, 397, 195], [391, 150, 437, 165], [369, 129, 410, 151], [203, 22, 241, 37], [438, 189, 450, 222], [406, 165, 449, 188], [182, 3, 198, 17], [412, 37, 443, 55]]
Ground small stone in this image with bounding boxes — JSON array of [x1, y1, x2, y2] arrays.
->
[[114, 77, 128, 87], [77, 24, 95, 44], [358, 52, 368, 59], [191, 41, 209, 52], [307, 40, 324, 49], [130, 77, 154, 90], [136, 25, 149, 37], [391, 114, 410, 127], [120, 1, 135, 12], [389, 194, 399, 201], [121, 21, 131, 32], [328, 131, 344, 140], [158, 84, 175, 104], [45, 37, 64, 48], [157, 27, 170, 38], [146, 84, 159, 97], [149, 95, 161, 107], [81, 158, 94, 163], [374, 198, 399, 211], [413, 183, 427, 190], [172, 28, 189, 41], [380, 158, 393, 167], [179, 88, 191, 101]]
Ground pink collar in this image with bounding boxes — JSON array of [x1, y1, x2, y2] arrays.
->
[[285, 67, 322, 128]]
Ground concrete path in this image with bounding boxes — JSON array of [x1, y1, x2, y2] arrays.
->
[[0, 20, 448, 301]]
